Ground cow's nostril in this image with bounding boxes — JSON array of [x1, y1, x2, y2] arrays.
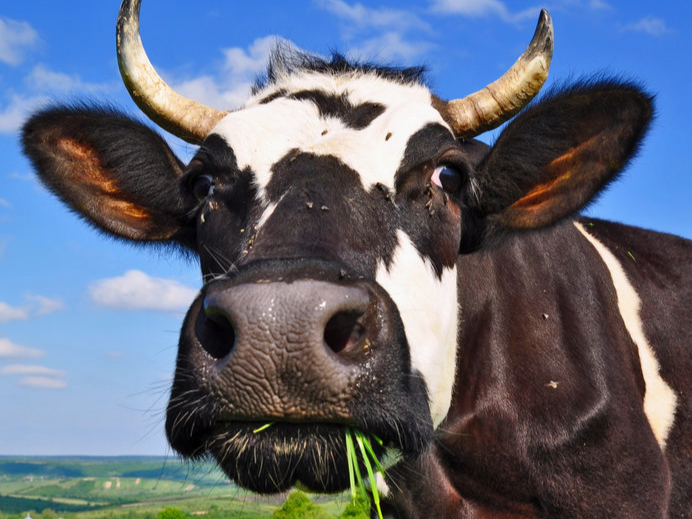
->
[[201, 306, 236, 360], [323, 311, 365, 354]]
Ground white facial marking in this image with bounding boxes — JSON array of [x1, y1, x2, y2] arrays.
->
[[210, 71, 450, 201], [575, 223, 677, 448], [257, 201, 278, 229], [376, 231, 458, 427], [211, 69, 459, 425]]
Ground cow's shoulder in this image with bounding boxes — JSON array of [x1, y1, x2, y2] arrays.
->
[[576, 217, 692, 286], [444, 219, 675, 516]]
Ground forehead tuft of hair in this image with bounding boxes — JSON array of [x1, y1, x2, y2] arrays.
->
[[253, 42, 427, 94]]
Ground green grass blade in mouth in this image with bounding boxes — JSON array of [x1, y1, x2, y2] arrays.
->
[[346, 428, 367, 499], [253, 423, 385, 517], [359, 432, 386, 476], [371, 433, 384, 446], [346, 427, 386, 519], [355, 430, 384, 519], [252, 422, 274, 434], [345, 428, 358, 500]]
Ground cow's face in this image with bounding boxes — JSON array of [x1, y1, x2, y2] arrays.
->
[[166, 71, 466, 491], [23, 4, 653, 499]]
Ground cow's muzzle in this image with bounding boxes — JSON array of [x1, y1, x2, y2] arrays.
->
[[166, 265, 433, 493]]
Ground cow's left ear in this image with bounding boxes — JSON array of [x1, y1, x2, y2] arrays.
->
[[22, 105, 192, 245], [460, 81, 653, 252]]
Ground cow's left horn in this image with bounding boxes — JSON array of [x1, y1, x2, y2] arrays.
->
[[117, 0, 228, 143], [438, 9, 553, 138]]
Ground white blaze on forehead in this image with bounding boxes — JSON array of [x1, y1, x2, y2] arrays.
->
[[210, 70, 449, 198], [376, 231, 458, 427], [575, 223, 677, 449]]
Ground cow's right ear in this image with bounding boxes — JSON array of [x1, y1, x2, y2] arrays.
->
[[459, 81, 653, 253], [22, 105, 193, 245]]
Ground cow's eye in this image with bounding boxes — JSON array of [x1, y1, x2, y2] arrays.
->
[[431, 164, 463, 193], [191, 174, 215, 201]]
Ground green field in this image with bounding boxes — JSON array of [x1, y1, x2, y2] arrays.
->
[[0, 457, 359, 519]]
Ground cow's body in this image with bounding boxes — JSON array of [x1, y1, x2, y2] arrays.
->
[[386, 218, 692, 518], [21, 1, 691, 517]]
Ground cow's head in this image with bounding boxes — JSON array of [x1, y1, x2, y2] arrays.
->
[[21, 0, 652, 495]]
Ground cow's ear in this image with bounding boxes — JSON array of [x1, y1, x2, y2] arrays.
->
[[460, 81, 653, 252], [22, 105, 192, 244]]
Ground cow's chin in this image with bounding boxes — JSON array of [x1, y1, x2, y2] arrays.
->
[[204, 422, 384, 494]]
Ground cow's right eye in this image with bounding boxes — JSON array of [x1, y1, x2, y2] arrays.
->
[[432, 164, 463, 193], [191, 174, 215, 201]]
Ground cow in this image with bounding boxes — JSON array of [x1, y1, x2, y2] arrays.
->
[[21, 0, 692, 517]]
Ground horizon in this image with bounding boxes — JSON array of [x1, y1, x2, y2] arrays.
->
[[1, 0, 691, 456]]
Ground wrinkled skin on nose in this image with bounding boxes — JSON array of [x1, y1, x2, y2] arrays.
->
[[166, 264, 433, 493], [201, 280, 370, 420]]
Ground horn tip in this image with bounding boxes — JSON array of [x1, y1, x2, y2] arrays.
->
[[535, 9, 553, 41], [528, 9, 554, 61]]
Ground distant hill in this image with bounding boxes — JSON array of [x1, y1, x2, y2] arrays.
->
[[0, 456, 226, 485], [0, 456, 242, 516], [0, 457, 352, 518]]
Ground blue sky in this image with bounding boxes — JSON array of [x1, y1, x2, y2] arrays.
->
[[0, 0, 690, 456]]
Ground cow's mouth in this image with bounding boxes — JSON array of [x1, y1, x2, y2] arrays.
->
[[168, 269, 436, 492], [202, 421, 388, 494]]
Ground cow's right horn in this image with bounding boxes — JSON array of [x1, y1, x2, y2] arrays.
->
[[438, 10, 553, 138], [117, 0, 228, 144]]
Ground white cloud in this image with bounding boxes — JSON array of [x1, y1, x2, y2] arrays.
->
[[173, 75, 252, 112], [348, 32, 434, 64], [19, 376, 67, 389], [0, 302, 29, 322], [621, 17, 669, 37], [429, 0, 538, 23], [0, 65, 111, 134], [223, 36, 276, 78], [0, 17, 39, 66], [317, 0, 430, 32], [89, 270, 198, 313], [315, 0, 432, 63], [430, 0, 508, 17], [9, 172, 34, 182], [0, 364, 66, 377], [25, 64, 111, 94], [0, 338, 44, 358], [170, 36, 276, 111], [1, 364, 69, 389], [0, 198, 10, 208], [0, 295, 64, 323], [0, 92, 48, 134], [26, 295, 64, 316]]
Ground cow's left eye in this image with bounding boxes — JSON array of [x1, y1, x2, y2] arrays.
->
[[191, 174, 215, 201], [431, 165, 463, 193]]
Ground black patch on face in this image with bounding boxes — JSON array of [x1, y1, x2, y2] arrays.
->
[[392, 123, 467, 276], [259, 89, 385, 130], [194, 134, 239, 172], [181, 134, 260, 277], [253, 152, 399, 276], [257, 89, 288, 105], [394, 123, 459, 193], [290, 90, 385, 129]]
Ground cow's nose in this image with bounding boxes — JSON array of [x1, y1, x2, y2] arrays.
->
[[200, 279, 371, 363], [196, 279, 376, 420]]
